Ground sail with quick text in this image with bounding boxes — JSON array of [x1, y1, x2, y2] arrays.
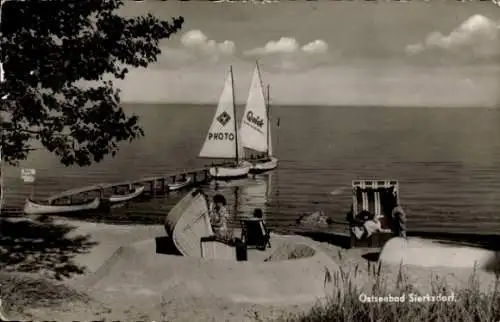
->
[[240, 64, 268, 154]]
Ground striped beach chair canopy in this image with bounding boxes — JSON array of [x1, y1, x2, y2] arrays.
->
[[352, 180, 399, 218]]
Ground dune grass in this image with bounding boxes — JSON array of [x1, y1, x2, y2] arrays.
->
[[283, 262, 500, 322]]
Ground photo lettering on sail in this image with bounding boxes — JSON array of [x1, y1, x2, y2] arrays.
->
[[207, 132, 235, 141]]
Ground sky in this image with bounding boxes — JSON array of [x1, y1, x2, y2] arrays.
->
[[115, 1, 500, 107]]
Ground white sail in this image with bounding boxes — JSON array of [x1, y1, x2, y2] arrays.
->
[[199, 69, 241, 159], [240, 65, 268, 154]]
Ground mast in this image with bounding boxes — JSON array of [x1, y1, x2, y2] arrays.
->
[[255, 61, 268, 158], [230, 65, 239, 163], [266, 84, 270, 157]]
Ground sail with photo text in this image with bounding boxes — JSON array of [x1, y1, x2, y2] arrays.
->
[[240, 63, 278, 174], [199, 66, 251, 179]]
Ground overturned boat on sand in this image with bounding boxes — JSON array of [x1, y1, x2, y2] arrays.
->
[[379, 237, 500, 272]]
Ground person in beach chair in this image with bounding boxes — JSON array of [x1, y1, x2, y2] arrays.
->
[[347, 208, 383, 240], [241, 208, 271, 251], [348, 180, 404, 247], [209, 194, 233, 241]]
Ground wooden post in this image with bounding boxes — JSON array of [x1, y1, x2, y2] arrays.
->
[[193, 172, 197, 183], [150, 180, 155, 196], [159, 178, 165, 193], [171, 175, 176, 184]]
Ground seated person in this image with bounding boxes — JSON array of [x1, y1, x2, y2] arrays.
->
[[209, 194, 233, 241], [250, 208, 267, 235], [242, 208, 271, 250], [347, 209, 382, 240]]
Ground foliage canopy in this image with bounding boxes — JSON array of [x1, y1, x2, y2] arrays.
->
[[0, 0, 183, 166]]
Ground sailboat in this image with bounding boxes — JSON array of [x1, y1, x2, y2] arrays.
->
[[240, 63, 278, 174], [199, 66, 252, 180]]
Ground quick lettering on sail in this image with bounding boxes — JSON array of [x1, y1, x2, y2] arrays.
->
[[244, 111, 264, 133]]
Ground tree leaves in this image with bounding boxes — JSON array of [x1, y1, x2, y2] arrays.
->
[[0, 0, 184, 166]]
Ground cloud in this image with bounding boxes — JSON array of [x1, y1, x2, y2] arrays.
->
[[301, 39, 329, 54], [243, 37, 332, 72], [180, 29, 235, 56], [150, 33, 331, 72], [152, 29, 237, 70], [244, 37, 299, 55], [244, 37, 329, 56], [405, 14, 500, 63]]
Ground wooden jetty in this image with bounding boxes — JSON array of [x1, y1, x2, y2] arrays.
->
[[46, 167, 210, 204]]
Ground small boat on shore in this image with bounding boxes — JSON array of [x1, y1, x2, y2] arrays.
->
[[168, 177, 193, 191], [23, 197, 101, 215], [109, 185, 145, 204], [198, 66, 251, 180], [240, 63, 278, 174], [379, 237, 500, 272]]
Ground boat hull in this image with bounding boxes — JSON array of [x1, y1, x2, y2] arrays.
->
[[168, 177, 193, 191], [209, 161, 252, 180], [164, 188, 214, 257], [379, 237, 500, 272], [23, 197, 101, 215], [249, 156, 278, 174], [109, 186, 145, 203]]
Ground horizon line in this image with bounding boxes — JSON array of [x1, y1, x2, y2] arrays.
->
[[121, 102, 499, 109]]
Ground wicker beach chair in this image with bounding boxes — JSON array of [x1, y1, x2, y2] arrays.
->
[[241, 218, 271, 251], [348, 180, 401, 248]]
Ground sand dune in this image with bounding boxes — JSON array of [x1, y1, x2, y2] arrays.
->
[[81, 235, 343, 307]]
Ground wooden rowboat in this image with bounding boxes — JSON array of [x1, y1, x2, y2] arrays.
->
[[168, 177, 193, 191], [23, 197, 100, 215], [109, 185, 145, 203]]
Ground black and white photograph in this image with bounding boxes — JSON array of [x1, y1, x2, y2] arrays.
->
[[1, 0, 500, 321]]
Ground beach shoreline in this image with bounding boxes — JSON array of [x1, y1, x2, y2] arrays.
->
[[0, 217, 498, 321]]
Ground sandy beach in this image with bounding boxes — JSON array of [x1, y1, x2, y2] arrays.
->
[[0, 217, 498, 322]]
